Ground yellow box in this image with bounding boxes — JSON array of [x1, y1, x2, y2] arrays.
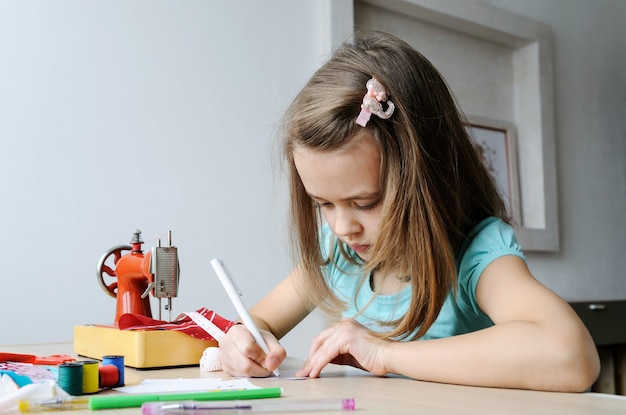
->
[[73, 325, 218, 369]]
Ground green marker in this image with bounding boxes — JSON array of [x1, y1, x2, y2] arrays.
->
[[89, 387, 283, 410]]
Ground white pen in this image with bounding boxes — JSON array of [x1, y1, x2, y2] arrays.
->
[[142, 398, 356, 414], [210, 258, 280, 377]]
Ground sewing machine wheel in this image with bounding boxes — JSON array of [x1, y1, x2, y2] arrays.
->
[[97, 244, 132, 298]]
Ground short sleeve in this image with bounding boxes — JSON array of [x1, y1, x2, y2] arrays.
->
[[456, 218, 526, 316]]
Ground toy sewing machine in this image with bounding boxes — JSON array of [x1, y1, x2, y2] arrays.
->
[[97, 229, 179, 324], [73, 229, 217, 369]]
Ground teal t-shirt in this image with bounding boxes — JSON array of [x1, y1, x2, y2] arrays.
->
[[321, 217, 525, 340]]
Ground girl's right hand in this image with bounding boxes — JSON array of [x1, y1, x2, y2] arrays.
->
[[218, 324, 286, 377]]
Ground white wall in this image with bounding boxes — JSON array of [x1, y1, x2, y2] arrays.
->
[[1, 0, 624, 358], [0, 0, 340, 357], [481, 0, 626, 301]]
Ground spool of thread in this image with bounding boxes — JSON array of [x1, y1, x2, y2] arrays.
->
[[81, 360, 100, 394], [98, 364, 120, 389], [58, 362, 83, 396], [101, 355, 124, 387]]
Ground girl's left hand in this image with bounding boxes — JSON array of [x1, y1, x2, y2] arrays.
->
[[295, 318, 390, 378]]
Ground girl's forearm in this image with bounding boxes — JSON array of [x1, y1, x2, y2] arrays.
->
[[383, 321, 599, 392]]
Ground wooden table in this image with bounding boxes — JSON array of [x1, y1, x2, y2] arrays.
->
[[3, 343, 626, 414]]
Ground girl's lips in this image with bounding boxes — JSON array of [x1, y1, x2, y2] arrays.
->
[[351, 244, 370, 254]]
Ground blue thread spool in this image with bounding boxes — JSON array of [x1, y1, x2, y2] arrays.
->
[[58, 362, 83, 396], [101, 355, 125, 387]]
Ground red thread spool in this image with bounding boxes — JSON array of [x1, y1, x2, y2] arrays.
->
[[101, 355, 125, 387], [98, 364, 120, 388]]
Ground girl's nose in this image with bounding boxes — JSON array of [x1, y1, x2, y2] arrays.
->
[[333, 209, 361, 237]]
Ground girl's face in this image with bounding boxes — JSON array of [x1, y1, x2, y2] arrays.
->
[[293, 130, 383, 261]]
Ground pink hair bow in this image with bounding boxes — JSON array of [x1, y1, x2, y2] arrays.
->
[[356, 78, 395, 127]]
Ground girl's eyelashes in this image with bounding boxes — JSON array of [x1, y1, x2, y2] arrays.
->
[[355, 201, 381, 211], [314, 201, 333, 209], [313, 200, 381, 211]]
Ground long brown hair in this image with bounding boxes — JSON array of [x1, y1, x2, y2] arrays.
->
[[281, 31, 508, 340]]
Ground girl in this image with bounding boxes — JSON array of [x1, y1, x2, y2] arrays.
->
[[218, 31, 600, 392]]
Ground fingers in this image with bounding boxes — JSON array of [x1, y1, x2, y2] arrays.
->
[[296, 322, 348, 378], [262, 331, 287, 372], [295, 318, 387, 378], [219, 325, 286, 377]]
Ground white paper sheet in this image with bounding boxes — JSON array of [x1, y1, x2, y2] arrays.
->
[[113, 377, 260, 394]]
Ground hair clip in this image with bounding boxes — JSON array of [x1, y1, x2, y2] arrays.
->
[[356, 78, 395, 127]]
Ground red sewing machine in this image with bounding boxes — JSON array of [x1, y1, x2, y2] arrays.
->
[[73, 229, 218, 368], [96, 229, 180, 325]]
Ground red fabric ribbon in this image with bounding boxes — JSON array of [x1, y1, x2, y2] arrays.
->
[[117, 307, 236, 341]]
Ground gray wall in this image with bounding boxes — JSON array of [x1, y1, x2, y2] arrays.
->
[[1, 0, 624, 359], [482, 0, 626, 301]]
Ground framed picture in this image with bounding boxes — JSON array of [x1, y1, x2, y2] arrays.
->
[[465, 116, 521, 225]]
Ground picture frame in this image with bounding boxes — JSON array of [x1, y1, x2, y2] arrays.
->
[[465, 116, 522, 226]]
